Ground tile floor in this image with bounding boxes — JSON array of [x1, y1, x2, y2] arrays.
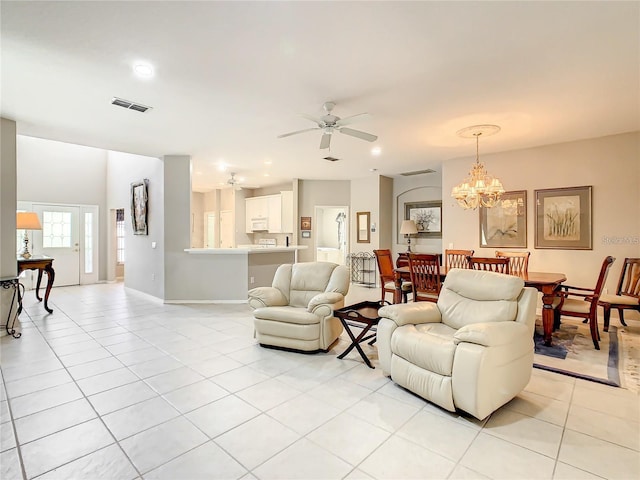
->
[[1, 283, 638, 480]]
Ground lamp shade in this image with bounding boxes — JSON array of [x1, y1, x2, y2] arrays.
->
[[16, 212, 42, 230], [400, 220, 418, 235]]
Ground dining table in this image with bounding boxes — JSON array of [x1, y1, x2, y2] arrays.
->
[[393, 266, 567, 347]]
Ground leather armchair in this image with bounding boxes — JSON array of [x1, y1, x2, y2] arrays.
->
[[248, 262, 350, 352], [377, 268, 537, 420]]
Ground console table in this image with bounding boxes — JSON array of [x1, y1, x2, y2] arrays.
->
[[17, 255, 55, 314], [1, 276, 22, 338]]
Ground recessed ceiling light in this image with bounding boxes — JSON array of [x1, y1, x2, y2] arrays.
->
[[371, 146, 382, 156], [264, 159, 272, 165], [133, 63, 154, 78], [370, 168, 378, 172], [217, 162, 227, 172], [264, 173, 270, 177]]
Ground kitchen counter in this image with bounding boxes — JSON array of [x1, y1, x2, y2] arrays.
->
[[177, 246, 307, 302], [184, 246, 307, 254]]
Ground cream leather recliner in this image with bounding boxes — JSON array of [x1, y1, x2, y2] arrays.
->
[[248, 262, 350, 352], [377, 268, 537, 420]]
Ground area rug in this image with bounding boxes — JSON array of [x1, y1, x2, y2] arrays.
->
[[533, 317, 623, 387]]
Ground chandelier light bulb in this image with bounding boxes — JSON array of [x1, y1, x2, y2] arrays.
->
[[451, 125, 504, 210]]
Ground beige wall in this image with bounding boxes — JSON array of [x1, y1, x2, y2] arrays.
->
[[443, 131, 640, 319], [297, 179, 350, 263]]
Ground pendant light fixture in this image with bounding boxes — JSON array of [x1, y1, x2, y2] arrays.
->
[[451, 124, 505, 210]]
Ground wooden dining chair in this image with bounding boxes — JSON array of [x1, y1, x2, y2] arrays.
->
[[554, 256, 615, 350], [445, 249, 473, 270], [495, 250, 531, 276], [407, 253, 441, 302], [373, 249, 411, 303], [598, 257, 640, 332], [467, 256, 510, 274]]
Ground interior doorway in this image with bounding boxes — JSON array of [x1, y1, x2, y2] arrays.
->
[[314, 205, 348, 265], [220, 210, 234, 248], [205, 211, 216, 248]]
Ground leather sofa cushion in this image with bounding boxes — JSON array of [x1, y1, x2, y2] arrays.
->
[[253, 306, 320, 325], [391, 323, 457, 376], [437, 270, 523, 330], [289, 262, 339, 307]]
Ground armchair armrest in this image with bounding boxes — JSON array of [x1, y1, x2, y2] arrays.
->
[[248, 287, 288, 309], [308, 292, 344, 314], [378, 302, 442, 327], [454, 321, 530, 347]]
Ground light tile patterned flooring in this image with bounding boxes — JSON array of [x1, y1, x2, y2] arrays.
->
[[1, 283, 638, 480]]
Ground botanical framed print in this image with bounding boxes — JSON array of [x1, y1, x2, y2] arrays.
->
[[131, 179, 149, 235], [479, 190, 527, 248], [404, 201, 442, 238], [535, 186, 592, 249]]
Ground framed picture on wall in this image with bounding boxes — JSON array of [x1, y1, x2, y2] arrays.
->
[[479, 190, 527, 248], [131, 179, 149, 235], [534, 186, 592, 249], [404, 201, 442, 238], [300, 216, 311, 231]]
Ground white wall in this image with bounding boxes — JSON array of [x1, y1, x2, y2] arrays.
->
[[17, 136, 109, 279], [107, 150, 165, 298], [443, 131, 640, 302]]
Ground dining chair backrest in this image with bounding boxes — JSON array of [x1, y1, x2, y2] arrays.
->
[[408, 253, 441, 302], [495, 250, 531, 276], [396, 252, 409, 268], [467, 256, 510, 274], [616, 258, 640, 298], [445, 249, 473, 270], [373, 249, 394, 283]]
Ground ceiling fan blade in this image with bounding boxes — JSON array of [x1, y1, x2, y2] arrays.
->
[[319, 133, 332, 149], [299, 113, 323, 125], [339, 127, 378, 142], [277, 127, 319, 138], [335, 113, 370, 127]]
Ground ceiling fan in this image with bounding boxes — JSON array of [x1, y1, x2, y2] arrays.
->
[[278, 102, 378, 150], [225, 172, 258, 190]]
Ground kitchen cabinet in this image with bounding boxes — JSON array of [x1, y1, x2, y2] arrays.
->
[[245, 192, 294, 234], [281, 191, 293, 233]]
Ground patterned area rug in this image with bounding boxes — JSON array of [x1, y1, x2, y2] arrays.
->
[[533, 316, 640, 392]]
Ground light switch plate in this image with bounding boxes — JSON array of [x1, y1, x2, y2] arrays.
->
[[151, 241, 157, 249]]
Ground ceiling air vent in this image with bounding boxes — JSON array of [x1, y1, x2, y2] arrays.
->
[[400, 168, 436, 176], [323, 156, 340, 162], [111, 97, 152, 113]]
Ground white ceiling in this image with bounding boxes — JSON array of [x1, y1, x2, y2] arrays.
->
[[2, 1, 638, 192]]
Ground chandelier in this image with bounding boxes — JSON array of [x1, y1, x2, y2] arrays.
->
[[451, 124, 505, 210]]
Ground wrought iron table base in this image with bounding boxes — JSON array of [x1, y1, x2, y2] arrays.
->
[[1, 277, 23, 339]]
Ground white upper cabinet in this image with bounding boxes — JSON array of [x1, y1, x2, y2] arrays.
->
[[245, 192, 293, 233], [281, 191, 294, 233]]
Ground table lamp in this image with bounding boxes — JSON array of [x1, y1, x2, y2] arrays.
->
[[17, 212, 42, 259], [400, 220, 418, 252]]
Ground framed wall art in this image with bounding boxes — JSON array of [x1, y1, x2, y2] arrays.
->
[[535, 185, 592, 249], [479, 190, 527, 248], [404, 201, 442, 238], [131, 179, 149, 235], [300, 216, 311, 231]]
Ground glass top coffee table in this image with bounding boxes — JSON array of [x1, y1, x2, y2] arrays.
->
[[334, 300, 389, 369]]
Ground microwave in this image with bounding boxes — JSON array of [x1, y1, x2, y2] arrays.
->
[[251, 218, 269, 232]]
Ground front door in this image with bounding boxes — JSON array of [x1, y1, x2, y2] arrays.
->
[[32, 204, 80, 287]]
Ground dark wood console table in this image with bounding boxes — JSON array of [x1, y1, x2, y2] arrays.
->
[[17, 255, 55, 314]]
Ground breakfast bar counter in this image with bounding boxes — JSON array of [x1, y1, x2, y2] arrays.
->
[[178, 246, 308, 303]]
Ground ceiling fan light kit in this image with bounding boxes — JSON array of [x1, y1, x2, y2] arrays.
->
[[278, 101, 378, 150]]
